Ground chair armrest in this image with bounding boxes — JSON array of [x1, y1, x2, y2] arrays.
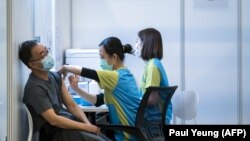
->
[[101, 125, 146, 140]]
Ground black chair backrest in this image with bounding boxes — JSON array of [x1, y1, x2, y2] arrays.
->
[[135, 86, 178, 140]]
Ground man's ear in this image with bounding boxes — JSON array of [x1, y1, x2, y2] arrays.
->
[[28, 62, 35, 69]]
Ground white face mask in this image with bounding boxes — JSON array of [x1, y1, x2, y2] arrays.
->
[[134, 39, 143, 57]]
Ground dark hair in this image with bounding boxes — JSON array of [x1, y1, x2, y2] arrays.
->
[[138, 28, 163, 60], [19, 40, 38, 68], [99, 37, 133, 61]]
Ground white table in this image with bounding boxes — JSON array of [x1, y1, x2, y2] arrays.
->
[[80, 104, 109, 124], [80, 104, 109, 112]]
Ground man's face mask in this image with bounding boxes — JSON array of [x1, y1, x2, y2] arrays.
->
[[41, 54, 54, 71], [100, 59, 113, 70]]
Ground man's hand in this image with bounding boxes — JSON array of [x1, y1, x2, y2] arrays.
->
[[87, 124, 101, 135]]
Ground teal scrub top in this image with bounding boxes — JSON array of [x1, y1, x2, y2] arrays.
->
[[139, 58, 172, 124], [97, 67, 141, 141]]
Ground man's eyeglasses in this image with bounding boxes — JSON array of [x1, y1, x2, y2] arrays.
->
[[29, 46, 49, 62]]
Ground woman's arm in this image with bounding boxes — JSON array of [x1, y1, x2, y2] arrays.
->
[[58, 65, 100, 82], [80, 67, 100, 82], [148, 90, 159, 105], [69, 75, 98, 104], [58, 65, 82, 78]]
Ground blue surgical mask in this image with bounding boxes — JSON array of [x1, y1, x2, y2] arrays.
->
[[100, 59, 113, 70], [41, 54, 54, 71], [134, 40, 143, 57]]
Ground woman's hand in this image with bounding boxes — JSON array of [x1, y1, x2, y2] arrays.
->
[[57, 65, 69, 80], [68, 75, 80, 90]]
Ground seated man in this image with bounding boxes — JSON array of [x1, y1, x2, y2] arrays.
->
[[19, 40, 109, 141]]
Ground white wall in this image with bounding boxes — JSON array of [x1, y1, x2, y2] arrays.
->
[[34, 0, 52, 47], [54, 0, 71, 69], [71, 0, 250, 124], [12, 0, 34, 141], [185, 0, 238, 124], [0, 0, 7, 140], [242, 0, 250, 124]]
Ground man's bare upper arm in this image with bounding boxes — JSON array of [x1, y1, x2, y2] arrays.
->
[[60, 79, 76, 108]]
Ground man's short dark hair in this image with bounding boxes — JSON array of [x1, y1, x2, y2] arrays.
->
[[19, 40, 38, 68]]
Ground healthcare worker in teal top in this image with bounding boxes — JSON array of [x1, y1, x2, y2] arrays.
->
[[58, 37, 141, 141], [134, 28, 171, 135]]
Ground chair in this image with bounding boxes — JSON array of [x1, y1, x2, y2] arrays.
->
[[24, 105, 33, 141], [101, 86, 178, 141], [172, 90, 199, 124]]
